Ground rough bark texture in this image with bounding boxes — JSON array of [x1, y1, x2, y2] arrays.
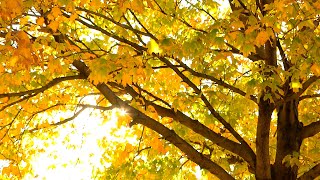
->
[[255, 19, 277, 180], [272, 94, 303, 179], [256, 99, 273, 179]]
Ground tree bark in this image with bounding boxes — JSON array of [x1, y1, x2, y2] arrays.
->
[[256, 99, 274, 179], [272, 95, 303, 179]]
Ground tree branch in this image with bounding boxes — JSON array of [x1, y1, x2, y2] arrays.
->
[[130, 106, 234, 179], [276, 39, 291, 71], [301, 121, 320, 139], [173, 57, 257, 103], [151, 1, 208, 33], [298, 163, 320, 180], [72, 60, 234, 179], [122, 83, 256, 171], [53, 107, 85, 126], [26, 107, 86, 133], [26, 104, 114, 133], [298, 76, 320, 97], [156, 55, 251, 150], [74, 7, 153, 40], [299, 94, 320, 101], [0, 75, 85, 99], [128, 9, 158, 41], [63, 12, 146, 52], [225, 43, 264, 62]]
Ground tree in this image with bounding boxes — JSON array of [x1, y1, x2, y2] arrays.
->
[[0, 0, 320, 179]]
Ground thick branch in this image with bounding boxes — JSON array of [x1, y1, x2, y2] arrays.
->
[[299, 94, 320, 101], [72, 60, 234, 179], [301, 121, 320, 139], [122, 84, 256, 170], [225, 43, 264, 62], [157, 55, 251, 150], [131, 109, 234, 179], [298, 76, 320, 97], [298, 163, 320, 180]]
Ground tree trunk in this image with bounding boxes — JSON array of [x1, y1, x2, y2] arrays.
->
[[272, 96, 303, 179], [256, 99, 273, 179]]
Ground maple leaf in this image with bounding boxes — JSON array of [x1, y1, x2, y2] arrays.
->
[[36, 17, 45, 26], [255, 31, 269, 47], [147, 39, 162, 54], [311, 63, 320, 76], [2, 0, 320, 179]]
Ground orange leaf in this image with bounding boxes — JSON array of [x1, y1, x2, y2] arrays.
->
[[36, 17, 45, 26], [255, 31, 269, 47], [51, 7, 62, 17], [2, 164, 20, 176], [311, 63, 320, 76], [48, 21, 59, 32], [121, 73, 132, 86]]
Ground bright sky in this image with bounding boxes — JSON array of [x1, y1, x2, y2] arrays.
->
[[22, 96, 136, 180]]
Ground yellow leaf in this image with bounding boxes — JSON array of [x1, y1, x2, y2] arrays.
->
[[245, 26, 257, 34], [147, 105, 156, 113], [314, 1, 320, 10], [12, 122, 24, 135], [147, 39, 162, 54], [161, 117, 173, 124], [118, 115, 132, 127], [291, 81, 302, 92], [119, 0, 131, 12], [39, 122, 51, 129], [150, 138, 167, 154], [9, 55, 19, 66], [228, 31, 239, 40], [19, 16, 29, 25]]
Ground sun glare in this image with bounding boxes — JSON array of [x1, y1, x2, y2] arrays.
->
[[22, 96, 133, 180], [116, 108, 128, 116]]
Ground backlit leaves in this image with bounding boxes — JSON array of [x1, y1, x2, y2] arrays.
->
[[147, 39, 162, 54], [0, 0, 320, 179]]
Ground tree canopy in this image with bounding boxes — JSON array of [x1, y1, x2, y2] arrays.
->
[[0, 0, 320, 179]]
